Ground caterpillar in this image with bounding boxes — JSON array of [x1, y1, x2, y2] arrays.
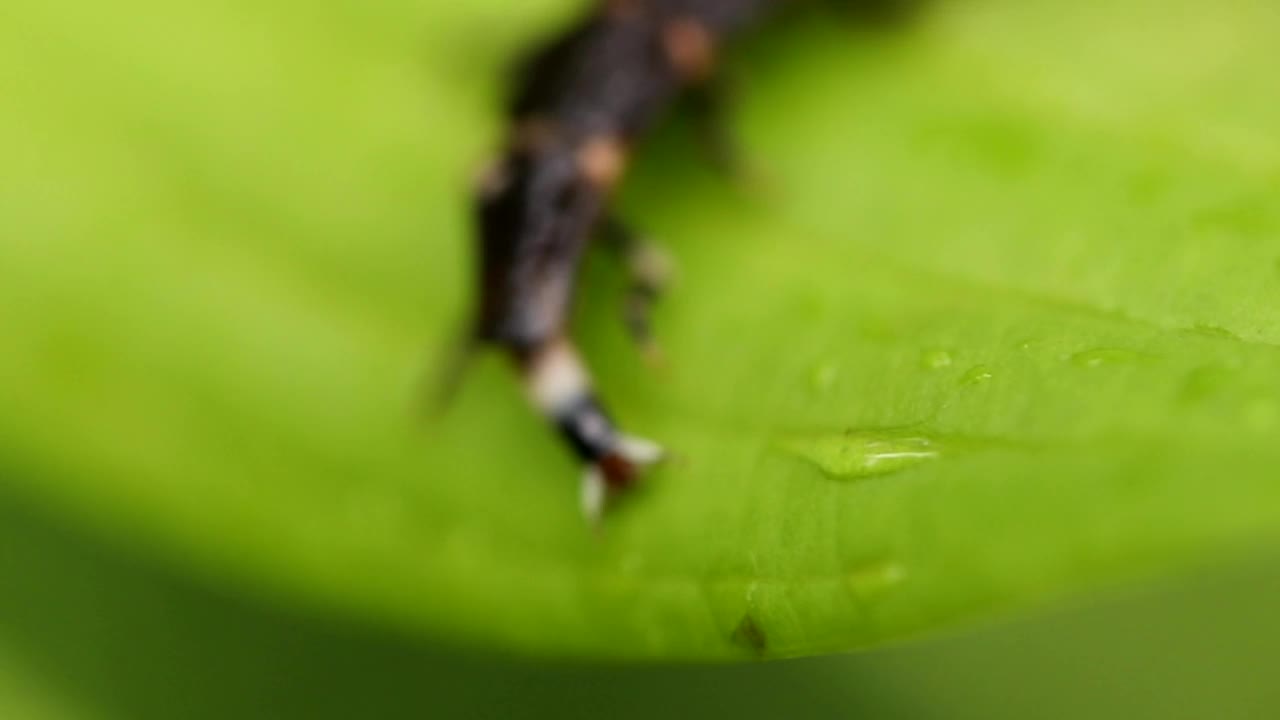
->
[[448, 0, 918, 523]]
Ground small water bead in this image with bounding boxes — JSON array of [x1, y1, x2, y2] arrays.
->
[[780, 430, 944, 481], [1188, 323, 1240, 341], [960, 365, 994, 386], [846, 560, 908, 599], [1069, 348, 1144, 368]]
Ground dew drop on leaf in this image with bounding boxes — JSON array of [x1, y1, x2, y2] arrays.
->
[[779, 431, 945, 481], [1188, 323, 1241, 341], [959, 365, 994, 386], [846, 560, 908, 599], [1070, 348, 1145, 368]]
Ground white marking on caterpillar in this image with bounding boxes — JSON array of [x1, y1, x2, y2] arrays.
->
[[614, 434, 665, 465], [525, 339, 591, 416]]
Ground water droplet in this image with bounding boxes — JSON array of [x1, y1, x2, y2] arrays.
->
[[921, 349, 953, 370], [846, 560, 907, 598], [1188, 323, 1240, 341], [960, 365, 993, 385], [1070, 348, 1144, 368], [1016, 338, 1041, 352], [809, 361, 839, 393], [780, 430, 944, 480]]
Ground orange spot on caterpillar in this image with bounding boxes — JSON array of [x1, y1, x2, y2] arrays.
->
[[662, 17, 717, 82], [576, 135, 629, 188]]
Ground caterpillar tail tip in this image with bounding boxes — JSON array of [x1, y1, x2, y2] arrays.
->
[[580, 435, 665, 525]]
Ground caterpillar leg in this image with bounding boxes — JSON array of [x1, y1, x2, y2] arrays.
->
[[600, 217, 674, 365], [686, 77, 775, 195], [424, 324, 480, 418], [517, 337, 664, 523], [688, 78, 746, 179]]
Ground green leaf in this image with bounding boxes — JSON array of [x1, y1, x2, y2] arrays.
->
[[2, 0, 1279, 660]]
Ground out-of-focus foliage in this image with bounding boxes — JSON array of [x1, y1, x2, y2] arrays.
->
[[2, 0, 1280, 667]]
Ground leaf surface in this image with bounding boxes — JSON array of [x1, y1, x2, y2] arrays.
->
[[2, 0, 1279, 659]]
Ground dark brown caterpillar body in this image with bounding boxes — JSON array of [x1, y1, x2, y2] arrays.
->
[[476, 0, 771, 351], [453, 0, 917, 522]]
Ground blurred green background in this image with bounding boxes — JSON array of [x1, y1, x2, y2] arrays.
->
[[4, 0, 1280, 715]]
